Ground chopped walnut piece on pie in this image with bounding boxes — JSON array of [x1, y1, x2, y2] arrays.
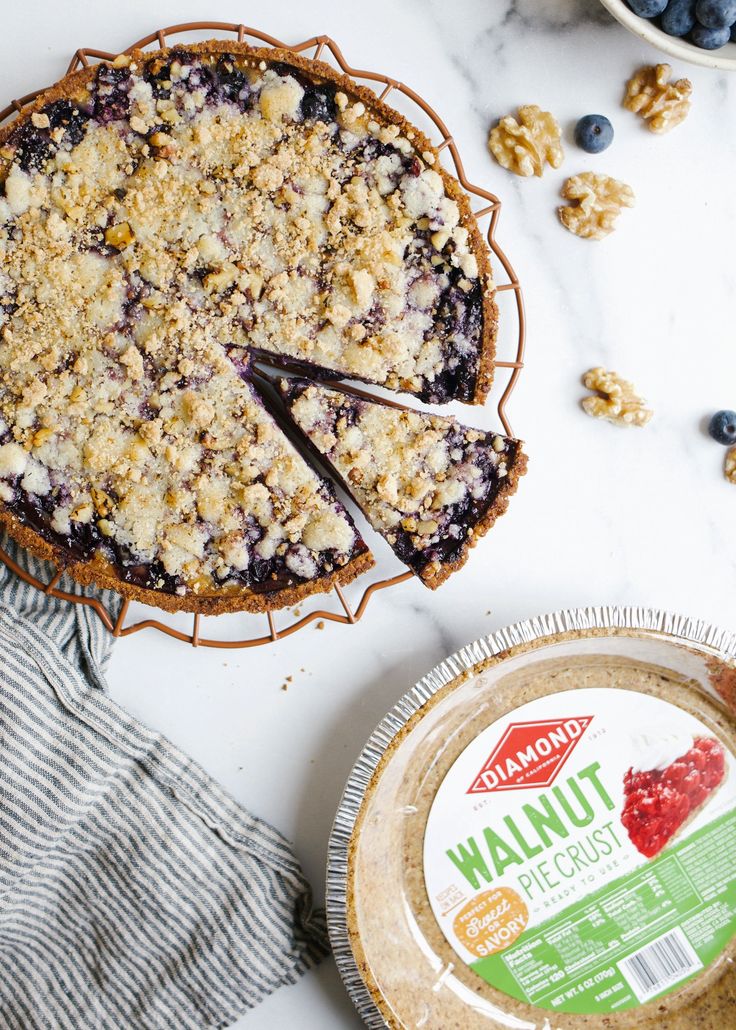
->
[[558, 173, 635, 240], [624, 64, 692, 134], [725, 448, 736, 484], [581, 367, 653, 428], [488, 105, 563, 178]]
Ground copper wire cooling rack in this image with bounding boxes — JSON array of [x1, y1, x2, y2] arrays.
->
[[0, 21, 526, 649]]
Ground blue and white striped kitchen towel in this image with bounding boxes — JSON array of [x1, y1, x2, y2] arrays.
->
[[0, 533, 328, 1029]]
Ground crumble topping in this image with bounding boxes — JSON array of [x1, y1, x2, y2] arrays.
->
[[623, 64, 692, 135], [488, 105, 563, 178], [581, 367, 653, 428], [558, 172, 635, 241], [281, 379, 523, 583]]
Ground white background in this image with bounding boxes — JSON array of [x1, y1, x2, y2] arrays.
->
[[3, 1, 736, 1026]]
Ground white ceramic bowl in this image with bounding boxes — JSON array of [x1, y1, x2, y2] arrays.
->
[[600, 0, 736, 70]]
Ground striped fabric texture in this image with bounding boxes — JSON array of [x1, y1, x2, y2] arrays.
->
[[0, 534, 328, 1028]]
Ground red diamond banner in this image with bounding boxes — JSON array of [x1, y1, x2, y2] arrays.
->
[[467, 716, 593, 794]]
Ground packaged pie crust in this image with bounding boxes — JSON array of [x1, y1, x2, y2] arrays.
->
[[327, 608, 736, 1028]]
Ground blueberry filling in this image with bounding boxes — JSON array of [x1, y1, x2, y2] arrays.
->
[[94, 64, 132, 124], [13, 490, 99, 563], [403, 233, 483, 404], [268, 61, 315, 89], [300, 84, 337, 123], [5, 472, 354, 595], [246, 349, 349, 384], [391, 442, 510, 570], [214, 56, 253, 109], [9, 121, 55, 173], [354, 138, 401, 162], [183, 62, 218, 98], [144, 57, 181, 100], [118, 558, 181, 593], [424, 279, 483, 404]]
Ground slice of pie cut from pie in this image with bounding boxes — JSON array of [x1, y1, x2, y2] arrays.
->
[[621, 736, 727, 859], [277, 378, 526, 588]]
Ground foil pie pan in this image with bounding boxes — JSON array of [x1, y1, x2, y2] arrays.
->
[[326, 606, 736, 1027]]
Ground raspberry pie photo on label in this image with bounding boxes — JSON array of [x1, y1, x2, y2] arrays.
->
[[621, 735, 727, 858]]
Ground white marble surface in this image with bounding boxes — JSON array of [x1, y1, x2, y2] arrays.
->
[[4, 1, 736, 1026]]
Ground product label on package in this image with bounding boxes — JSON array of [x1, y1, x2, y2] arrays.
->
[[423, 688, 736, 1014]]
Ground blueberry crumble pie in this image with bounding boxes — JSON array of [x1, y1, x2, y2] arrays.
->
[[0, 41, 499, 611], [278, 379, 526, 588]]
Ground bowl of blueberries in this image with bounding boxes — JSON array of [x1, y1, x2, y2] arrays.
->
[[600, 0, 736, 68]]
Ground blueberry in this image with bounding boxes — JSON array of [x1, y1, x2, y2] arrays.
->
[[215, 56, 251, 108], [187, 63, 217, 98], [628, 0, 668, 15], [695, 0, 736, 27], [708, 410, 736, 444], [10, 122, 54, 172], [95, 64, 132, 123], [144, 58, 178, 100], [662, 0, 697, 35], [359, 138, 402, 162], [300, 85, 337, 123], [692, 21, 732, 45], [574, 114, 614, 154], [46, 100, 90, 146]]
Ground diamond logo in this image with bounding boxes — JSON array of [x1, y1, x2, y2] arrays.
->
[[467, 716, 593, 794]]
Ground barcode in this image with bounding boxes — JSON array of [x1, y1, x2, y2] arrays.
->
[[618, 927, 702, 1002]]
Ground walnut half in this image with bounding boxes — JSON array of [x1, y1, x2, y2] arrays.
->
[[488, 105, 563, 178], [624, 64, 692, 134], [581, 367, 653, 428], [558, 173, 635, 241], [725, 447, 736, 485]]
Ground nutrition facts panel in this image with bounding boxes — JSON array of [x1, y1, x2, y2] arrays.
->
[[474, 808, 736, 1015]]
